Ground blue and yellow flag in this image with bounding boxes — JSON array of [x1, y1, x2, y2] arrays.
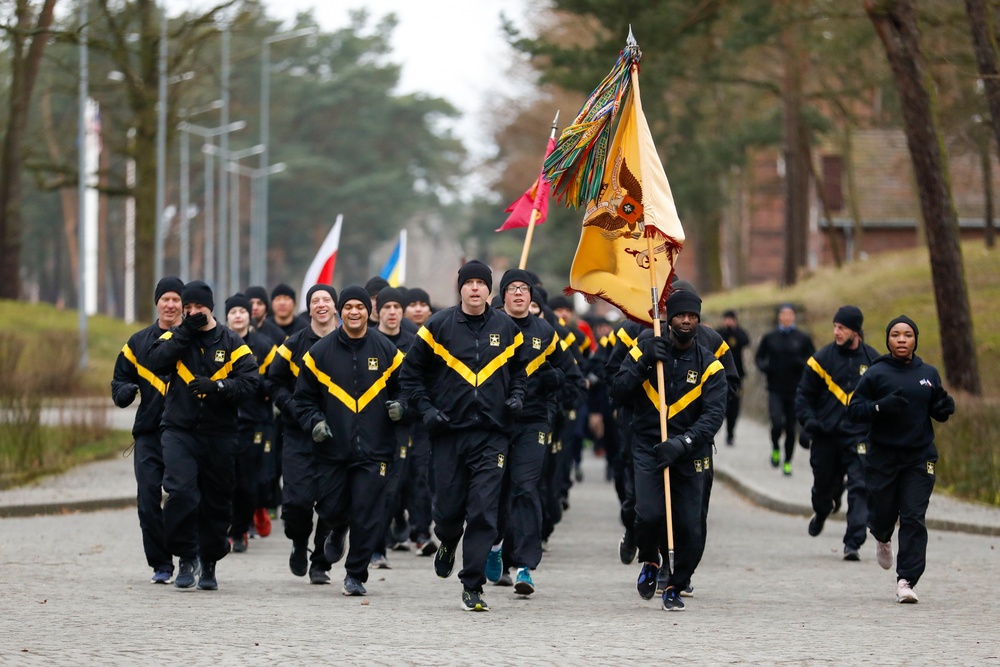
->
[[379, 230, 407, 287]]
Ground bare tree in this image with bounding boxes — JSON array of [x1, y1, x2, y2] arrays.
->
[[866, 0, 982, 395], [964, 0, 998, 248], [0, 0, 59, 300]]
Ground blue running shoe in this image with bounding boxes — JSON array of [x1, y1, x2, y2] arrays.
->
[[636, 562, 659, 600], [662, 586, 686, 611], [485, 548, 503, 583], [150, 569, 172, 585], [514, 568, 535, 596]]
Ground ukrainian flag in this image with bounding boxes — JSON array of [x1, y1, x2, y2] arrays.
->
[[379, 230, 407, 287]]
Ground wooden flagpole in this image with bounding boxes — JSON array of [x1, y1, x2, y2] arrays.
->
[[518, 110, 560, 270], [647, 232, 675, 572]]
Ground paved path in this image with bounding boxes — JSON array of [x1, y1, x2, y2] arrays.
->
[[1, 439, 999, 664]]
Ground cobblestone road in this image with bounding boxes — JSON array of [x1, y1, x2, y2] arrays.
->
[[1, 453, 998, 665]]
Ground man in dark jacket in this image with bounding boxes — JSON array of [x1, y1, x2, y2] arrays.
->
[[796, 305, 880, 560], [111, 276, 184, 584], [266, 283, 338, 584], [613, 289, 726, 612], [225, 293, 277, 553], [716, 309, 750, 446], [399, 260, 530, 612], [486, 269, 585, 594], [296, 285, 406, 596], [755, 304, 815, 475], [246, 285, 287, 345], [146, 280, 259, 590], [268, 283, 308, 339]]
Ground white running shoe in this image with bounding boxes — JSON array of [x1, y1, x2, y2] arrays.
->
[[876, 540, 893, 570], [896, 579, 918, 603]]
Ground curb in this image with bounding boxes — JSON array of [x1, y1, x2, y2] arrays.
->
[[0, 496, 136, 519], [714, 468, 1000, 538]]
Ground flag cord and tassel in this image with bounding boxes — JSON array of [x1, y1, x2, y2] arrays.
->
[[518, 110, 561, 269]]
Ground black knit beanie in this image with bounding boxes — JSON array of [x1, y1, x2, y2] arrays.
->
[[405, 287, 431, 307], [338, 285, 371, 316], [271, 283, 296, 302], [246, 285, 269, 309], [225, 292, 251, 316], [305, 284, 337, 310], [885, 315, 919, 354], [833, 305, 864, 334], [500, 269, 533, 298], [666, 289, 702, 321], [181, 280, 214, 311], [377, 287, 404, 311], [549, 295, 573, 312], [457, 260, 492, 293], [365, 276, 390, 296], [154, 276, 184, 304]]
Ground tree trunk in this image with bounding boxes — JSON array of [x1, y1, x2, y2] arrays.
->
[[781, 24, 809, 287], [966, 0, 998, 250], [0, 0, 58, 300], [866, 0, 982, 395], [981, 137, 996, 249]]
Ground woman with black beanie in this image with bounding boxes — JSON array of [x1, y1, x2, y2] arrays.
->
[[847, 315, 955, 604]]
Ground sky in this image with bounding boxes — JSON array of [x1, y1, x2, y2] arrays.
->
[[215, 0, 534, 162]]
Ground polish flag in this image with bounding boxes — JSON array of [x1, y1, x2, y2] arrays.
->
[[299, 214, 343, 301]]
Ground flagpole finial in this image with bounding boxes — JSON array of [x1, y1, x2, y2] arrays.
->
[[551, 110, 560, 129], [625, 25, 641, 62]]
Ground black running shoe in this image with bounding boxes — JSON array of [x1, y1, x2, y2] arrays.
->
[[462, 587, 489, 612], [289, 543, 308, 577], [323, 528, 347, 565], [636, 562, 659, 600], [843, 545, 861, 561], [342, 576, 367, 596], [434, 542, 457, 578], [619, 530, 638, 565], [808, 513, 827, 537], [309, 564, 331, 584], [197, 561, 217, 590], [174, 557, 201, 589]]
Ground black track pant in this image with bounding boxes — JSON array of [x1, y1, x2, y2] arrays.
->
[[496, 422, 548, 570], [255, 420, 277, 509], [375, 430, 409, 555], [161, 428, 235, 563], [618, 411, 636, 531], [281, 427, 331, 569], [432, 429, 508, 591], [315, 459, 389, 583], [810, 436, 868, 550], [232, 421, 265, 538], [633, 436, 707, 592], [865, 444, 936, 587], [767, 392, 798, 464], [133, 432, 171, 572], [725, 385, 741, 441], [403, 425, 433, 540]]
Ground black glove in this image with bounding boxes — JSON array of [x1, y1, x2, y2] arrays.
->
[[875, 388, 909, 416], [116, 383, 139, 407], [653, 434, 694, 470], [385, 400, 405, 422], [505, 394, 524, 417], [312, 420, 332, 443], [639, 337, 672, 367], [188, 376, 218, 397], [930, 393, 955, 422], [804, 419, 822, 437], [423, 408, 450, 431], [181, 311, 208, 335], [537, 366, 565, 390]]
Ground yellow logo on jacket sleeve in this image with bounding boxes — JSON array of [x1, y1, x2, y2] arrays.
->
[[694, 459, 703, 473], [215, 349, 226, 363], [860, 364, 868, 375], [379, 462, 387, 477]]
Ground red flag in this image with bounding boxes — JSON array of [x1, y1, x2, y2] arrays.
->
[[299, 214, 343, 301], [496, 138, 555, 232]]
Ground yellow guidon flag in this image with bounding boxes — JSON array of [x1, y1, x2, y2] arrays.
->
[[544, 34, 684, 324]]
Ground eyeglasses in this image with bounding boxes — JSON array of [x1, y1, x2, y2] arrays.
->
[[505, 285, 530, 294]]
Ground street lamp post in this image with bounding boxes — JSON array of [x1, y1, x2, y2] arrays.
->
[[204, 143, 265, 294], [258, 27, 317, 286], [178, 100, 222, 281], [178, 119, 246, 295]]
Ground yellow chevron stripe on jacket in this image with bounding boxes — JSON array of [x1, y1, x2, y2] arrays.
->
[[806, 356, 851, 406], [416, 327, 523, 386], [275, 344, 300, 377], [643, 359, 725, 418], [302, 349, 404, 413], [525, 333, 559, 376], [560, 331, 576, 352], [616, 327, 637, 349], [122, 344, 168, 395], [258, 345, 278, 375], [714, 340, 730, 359], [175, 344, 252, 385]]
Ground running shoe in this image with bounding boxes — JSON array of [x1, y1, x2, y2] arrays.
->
[[485, 548, 503, 583], [514, 568, 535, 596], [636, 562, 659, 600], [462, 587, 489, 611], [434, 542, 457, 578]]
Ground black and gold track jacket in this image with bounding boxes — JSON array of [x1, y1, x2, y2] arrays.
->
[[111, 321, 172, 437]]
